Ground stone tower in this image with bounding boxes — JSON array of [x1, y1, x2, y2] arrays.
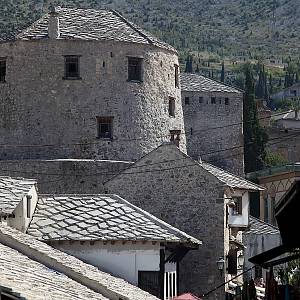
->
[[0, 7, 185, 161], [181, 73, 244, 175]]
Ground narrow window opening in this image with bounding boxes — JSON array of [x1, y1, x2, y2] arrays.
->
[[219, 99, 222, 104], [169, 97, 175, 117], [225, 98, 229, 105], [103, 61, 106, 68], [97, 117, 113, 139], [64, 56, 80, 79], [190, 128, 193, 135], [110, 52, 113, 58], [26, 195, 32, 219], [174, 65, 179, 88], [128, 57, 143, 82], [170, 130, 181, 147], [185, 97, 190, 105], [211, 97, 216, 104], [0, 59, 6, 82], [232, 196, 242, 215], [199, 97, 203, 103]]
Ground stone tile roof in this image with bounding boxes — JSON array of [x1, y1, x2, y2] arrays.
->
[[16, 7, 175, 52], [0, 177, 36, 215], [28, 194, 201, 245], [245, 216, 280, 235], [201, 162, 264, 191], [0, 223, 159, 300], [180, 73, 242, 93]]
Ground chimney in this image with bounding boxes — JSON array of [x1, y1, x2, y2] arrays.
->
[[48, 6, 60, 39]]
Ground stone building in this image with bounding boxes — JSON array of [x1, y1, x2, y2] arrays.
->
[[180, 73, 244, 175], [104, 143, 263, 298], [0, 7, 185, 161]]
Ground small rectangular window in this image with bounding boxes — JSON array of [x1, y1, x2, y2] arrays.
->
[[64, 56, 80, 79], [232, 196, 242, 215], [185, 97, 190, 105], [97, 117, 113, 139], [26, 196, 31, 218], [0, 59, 6, 82], [225, 98, 229, 105], [169, 97, 175, 117], [175, 65, 179, 88], [199, 97, 203, 103], [211, 97, 216, 104], [128, 57, 143, 81], [170, 130, 181, 147]]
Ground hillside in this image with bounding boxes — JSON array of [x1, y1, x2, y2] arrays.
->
[[0, 0, 299, 60]]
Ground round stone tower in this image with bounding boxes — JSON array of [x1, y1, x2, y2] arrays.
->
[[0, 7, 186, 161]]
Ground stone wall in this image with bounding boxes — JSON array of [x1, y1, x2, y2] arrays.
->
[[104, 144, 227, 299], [0, 39, 185, 161], [0, 159, 132, 194], [182, 90, 244, 175]]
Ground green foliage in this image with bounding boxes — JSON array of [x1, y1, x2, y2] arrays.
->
[[265, 151, 288, 167], [243, 63, 268, 173]]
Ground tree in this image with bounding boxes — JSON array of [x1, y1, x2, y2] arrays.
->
[[185, 55, 193, 73], [243, 63, 268, 173], [221, 61, 225, 82]]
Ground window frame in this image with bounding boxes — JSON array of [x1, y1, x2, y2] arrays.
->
[[128, 57, 143, 82], [211, 97, 216, 104], [168, 97, 176, 117], [0, 58, 7, 83], [63, 55, 81, 80], [174, 64, 179, 88], [96, 116, 114, 140], [199, 97, 203, 104], [185, 97, 190, 105], [225, 97, 230, 105]]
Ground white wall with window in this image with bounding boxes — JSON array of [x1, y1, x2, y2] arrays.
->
[[228, 190, 249, 228]]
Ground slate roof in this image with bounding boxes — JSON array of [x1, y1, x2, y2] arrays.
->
[[201, 162, 264, 191], [245, 216, 280, 235], [0, 177, 36, 215], [0, 223, 158, 300], [180, 73, 242, 93], [15, 7, 175, 52], [28, 194, 201, 245]]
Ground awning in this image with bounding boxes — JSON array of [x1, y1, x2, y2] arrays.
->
[[249, 244, 300, 268]]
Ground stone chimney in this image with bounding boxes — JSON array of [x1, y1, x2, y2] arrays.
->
[[48, 6, 60, 39]]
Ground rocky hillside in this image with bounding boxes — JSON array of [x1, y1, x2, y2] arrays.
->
[[0, 0, 299, 59]]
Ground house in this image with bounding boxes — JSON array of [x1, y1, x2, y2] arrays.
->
[[270, 82, 300, 101], [180, 73, 244, 175], [0, 6, 186, 162], [0, 177, 38, 232], [0, 222, 159, 300], [243, 216, 281, 281], [246, 163, 300, 225], [104, 143, 264, 298], [25, 194, 201, 300]]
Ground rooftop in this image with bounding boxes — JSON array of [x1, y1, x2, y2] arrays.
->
[[245, 216, 280, 235], [28, 194, 201, 246], [0, 176, 36, 215], [180, 73, 242, 94], [15, 7, 175, 52], [201, 162, 264, 191], [0, 223, 158, 300]]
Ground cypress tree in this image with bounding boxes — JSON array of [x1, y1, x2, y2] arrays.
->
[[255, 64, 264, 99], [221, 61, 225, 82], [243, 63, 268, 173]]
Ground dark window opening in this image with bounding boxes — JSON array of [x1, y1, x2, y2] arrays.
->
[[199, 97, 203, 103], [128, 57, 143, 81], [185, 97, 190, 105], [64, 56, 80, 79], [0, 59, 6, 82], [225, 98, 229, 105], [138, 271, 160, 297], [97, 117, 113, 139], [169, 97, 175, 117], [219, 99, 222, 104], [175, 65, 179, 88], [103, 61, 106, 68], [170, 130, 181, 147], [254, 265, 263, 279], [232, 196, 242, 215], [26, 195, 31, 218], [211, 97, 216, 104], [227, 248, 238, 275], [190, 128, 193, 135]]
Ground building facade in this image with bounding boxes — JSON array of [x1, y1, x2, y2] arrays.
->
[[180, 73, 244, 175], [0, 7, 186, 162], [104, 143, 263, 299]]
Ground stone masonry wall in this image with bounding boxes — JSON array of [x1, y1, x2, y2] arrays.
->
[[182, 90, 244, 175], [0, 159, 131, 194], [104, 144, 227, 299], [0, 39, 185, 161]]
